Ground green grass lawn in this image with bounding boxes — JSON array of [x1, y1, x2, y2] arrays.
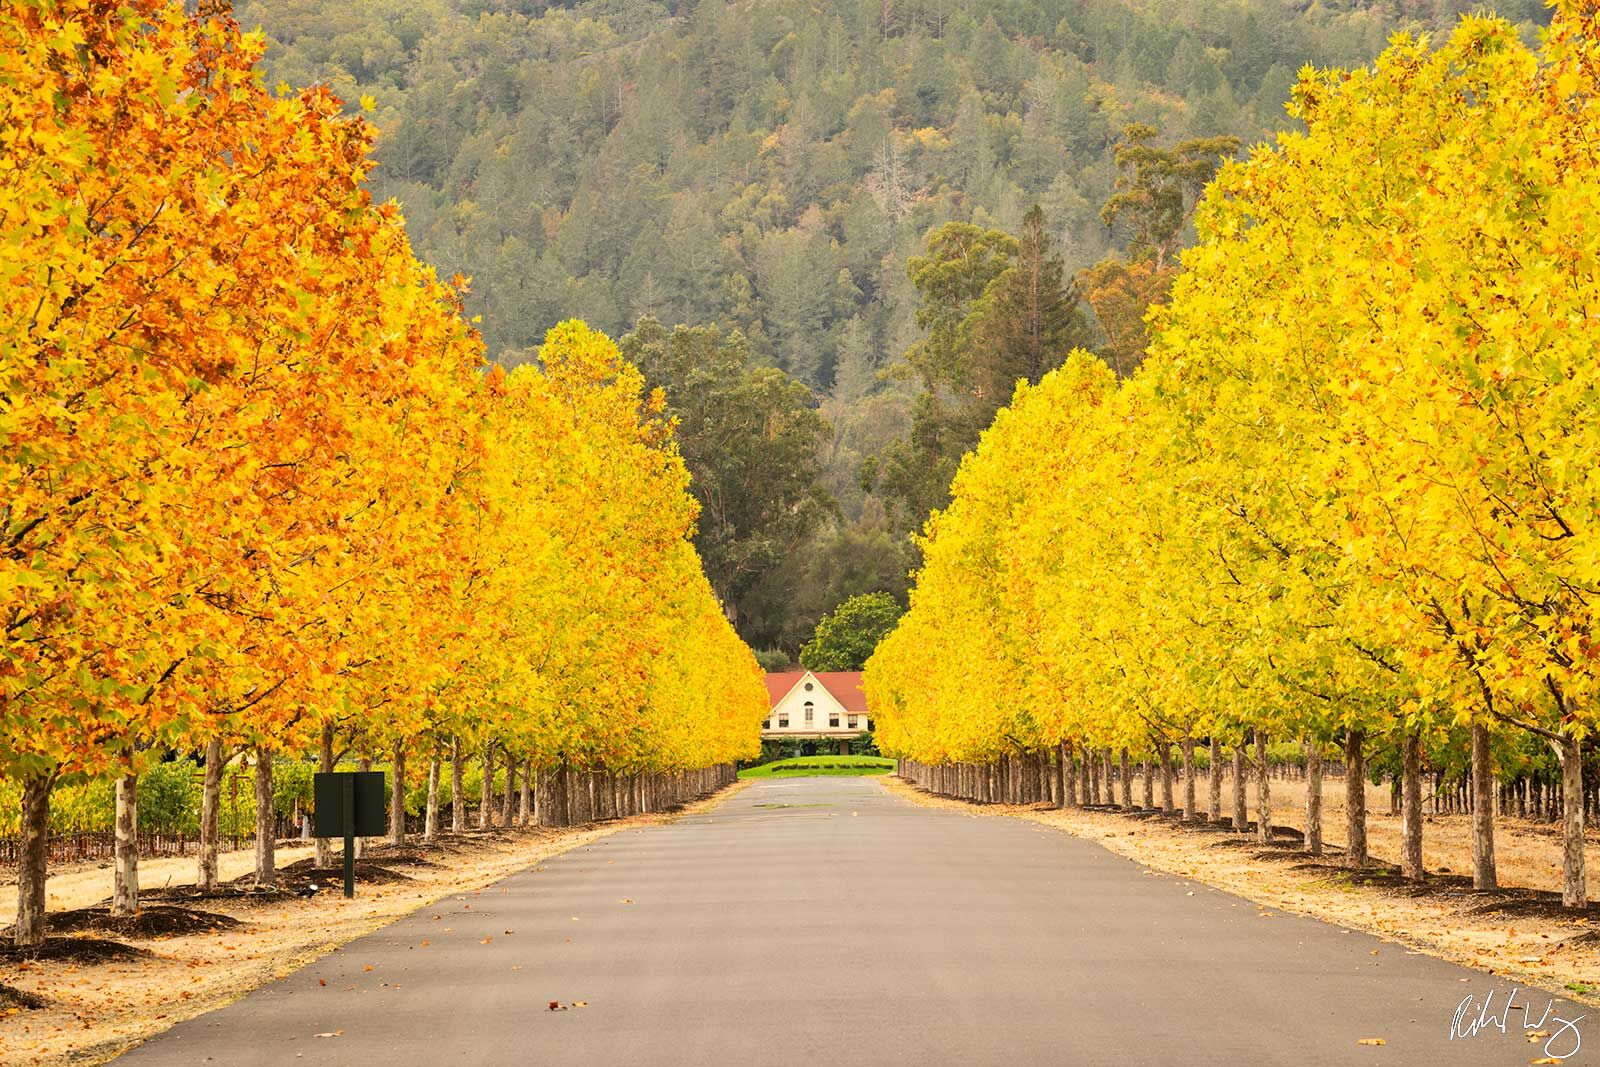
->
[[738, 755, 895, 779]]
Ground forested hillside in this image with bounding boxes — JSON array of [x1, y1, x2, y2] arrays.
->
[[240, 0, 1552, 651]]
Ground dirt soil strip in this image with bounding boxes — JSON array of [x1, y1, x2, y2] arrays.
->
[[878, 776, 1600, 1005], [0, 783, 748, 1067], [0, 846, 319, 921]]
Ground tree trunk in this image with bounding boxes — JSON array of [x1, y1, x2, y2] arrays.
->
[[1141, 759, 1154, 810], [479, 739, 495, 829], [538, 765, 559, 825], [15, 773, 52, 947], [425, 754, 440, 843], [112, 772, 139, 917], [314, 725, 335, 867], [1254, 730, 1272, 844], [199, 738, 224, 891], [1555, 733, 1587, 908], [1304, 739, 1323, 856], [1056, 742, 1071, 809], [1231, 744, 1247, 831], [1101, 751, 1115, 808], [355, 753, 372, 858], [1119, 749, 1132, 810], [520, 758, 533, 826], [389, 742, 407, 847], [451, 735, 465, 832], [1158, 743, 1174, 813], [253, 747, 276, 887], [1470, 722, 1496, 891], [1340, 729, 1367, 868], [561, 763, 574, 825], [1400, 727, 1424, 881], [1207, 737, 1222, 822], [1180, 735, 1196, 821], [501, 749, 516, 825]]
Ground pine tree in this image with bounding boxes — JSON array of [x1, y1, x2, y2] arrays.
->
[[969, 205, 1091, 400]]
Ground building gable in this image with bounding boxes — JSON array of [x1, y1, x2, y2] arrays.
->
[[763, 670, 868, 721]]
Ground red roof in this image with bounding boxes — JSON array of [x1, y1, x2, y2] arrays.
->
[[764, 671, 868, 714]]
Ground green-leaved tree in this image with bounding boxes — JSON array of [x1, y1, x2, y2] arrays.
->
[[800, 592, 904, 672], [620, 318, 834, 641], [877, 206, 1089, 535]]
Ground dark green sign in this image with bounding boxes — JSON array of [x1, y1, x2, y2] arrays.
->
[[312, 771, 386, 898]]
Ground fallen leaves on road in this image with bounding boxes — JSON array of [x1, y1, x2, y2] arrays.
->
[[1356, 1037, 1386, 1046]]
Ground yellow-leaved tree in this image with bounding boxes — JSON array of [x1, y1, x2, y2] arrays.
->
[[868, 2, 1600, 908], [3, 0, 765, 947]]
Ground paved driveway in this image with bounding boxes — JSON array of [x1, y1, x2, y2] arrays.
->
[[116, 775, 1589, 1065]]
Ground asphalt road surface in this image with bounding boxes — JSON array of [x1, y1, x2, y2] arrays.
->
[[117, 776, 1591, 1065]]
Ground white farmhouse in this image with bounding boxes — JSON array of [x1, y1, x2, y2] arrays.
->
[[763, 670, 871, 753]]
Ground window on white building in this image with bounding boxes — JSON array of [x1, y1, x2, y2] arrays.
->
[[778, 715, 788, 728], [829, 712, 840, 727], [804, 702, 814, 723], [848, 715, 858, 729]]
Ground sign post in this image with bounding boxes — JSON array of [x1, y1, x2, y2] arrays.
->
[[313, 771, 386, 898], [341, 773, 355, 899]]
